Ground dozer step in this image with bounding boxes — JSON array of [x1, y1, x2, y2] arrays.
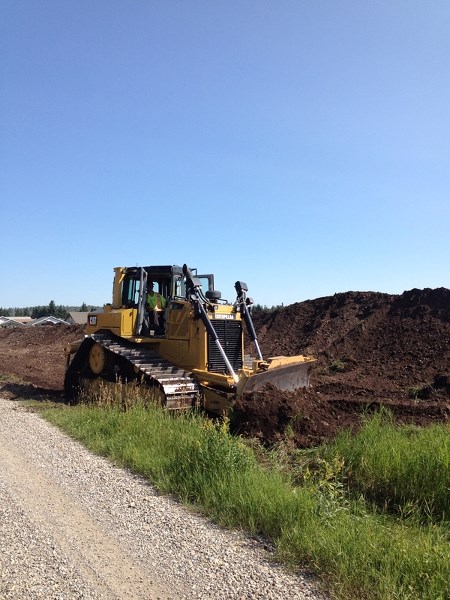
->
[[91, 332, 199, 408]]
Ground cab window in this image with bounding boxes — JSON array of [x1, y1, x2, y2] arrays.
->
[[197, 274, 214, 293], [173, 276, 187, 299], [122, 277, 141, 308]]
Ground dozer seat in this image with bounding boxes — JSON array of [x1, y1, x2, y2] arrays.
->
[[142, 309, 166, 336]]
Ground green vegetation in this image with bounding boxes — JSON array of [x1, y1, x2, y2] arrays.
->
[[407, 385, 423, 399], [0, 302, 99, 319], [407, 385, 433, 400], [252, 303, 283, 314], [41, 400, 449, 600], [0, 373, 25, 383], [329, 359, 346, 373], [320, 409, 449, 521]]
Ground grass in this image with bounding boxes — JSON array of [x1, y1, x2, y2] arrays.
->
[[0, 373, 26, 383], [329, 359, 346, 373], [320, 408, 450, 522], [39, 396, 450, 600]]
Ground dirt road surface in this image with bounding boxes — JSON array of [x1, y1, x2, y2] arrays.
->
[[0, 398, 325, 600]]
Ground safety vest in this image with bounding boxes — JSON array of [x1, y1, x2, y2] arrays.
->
[[146, 292, 166, 310]]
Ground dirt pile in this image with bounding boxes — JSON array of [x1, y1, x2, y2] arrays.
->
[[0, 324, 85, 395], [0, 288, 448, 447], [235, 287, 450, 445]]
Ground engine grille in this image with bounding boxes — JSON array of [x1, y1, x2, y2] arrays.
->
[[207, 320, 243, 373]]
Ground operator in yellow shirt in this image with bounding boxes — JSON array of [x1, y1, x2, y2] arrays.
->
[[145, 281, 166, 331]]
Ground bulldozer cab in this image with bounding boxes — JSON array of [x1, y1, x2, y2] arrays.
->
[[117, 265, 216, 337], [120, 266, 214, 304]]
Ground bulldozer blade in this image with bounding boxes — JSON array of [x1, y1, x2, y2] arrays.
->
[[240, 359, 314, 395]]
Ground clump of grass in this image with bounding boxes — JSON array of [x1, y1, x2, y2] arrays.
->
[[408, 385, 433, 400], [77, 379, 163, 411], [0, 373, 26, 383], [322, 408, 450, 521], [279, 501, 449, 600], [408, 385, 422, 399], [329, 359, 346, 373]]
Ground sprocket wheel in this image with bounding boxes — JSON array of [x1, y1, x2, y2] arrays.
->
[[88, 343, 107, 375]]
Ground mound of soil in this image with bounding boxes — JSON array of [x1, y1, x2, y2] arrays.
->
[[0, 287, 448, 447], [0, 324, 85, 398], [236, 287, 449, 446]]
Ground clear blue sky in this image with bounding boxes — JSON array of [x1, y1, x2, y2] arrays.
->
[[1, 1, 449, 309]]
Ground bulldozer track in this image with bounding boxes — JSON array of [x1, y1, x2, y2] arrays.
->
[[90, 332, 199, 409]]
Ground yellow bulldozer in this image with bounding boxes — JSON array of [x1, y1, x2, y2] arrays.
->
[[64, 264, 315, 415]]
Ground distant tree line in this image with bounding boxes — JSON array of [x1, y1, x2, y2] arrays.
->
[[1, 301, 275, 319], [0, 301, 98, 319], [251, 303, 283, 315]]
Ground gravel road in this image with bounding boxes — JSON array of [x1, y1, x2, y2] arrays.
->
[[0, 397, 327, 599]]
